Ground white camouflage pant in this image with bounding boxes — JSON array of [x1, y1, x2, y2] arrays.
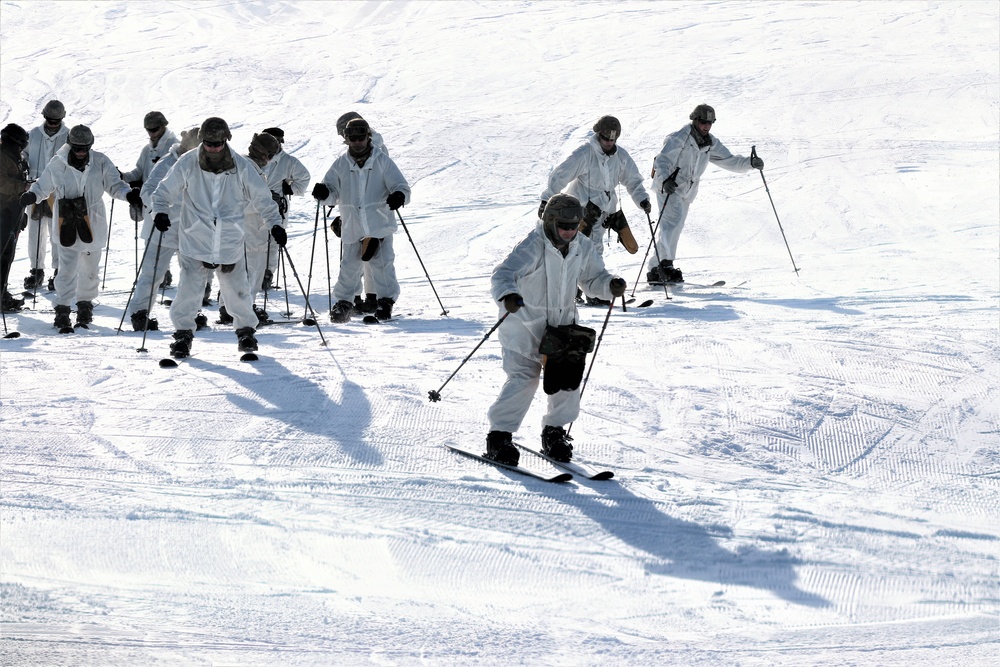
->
[[26, 213, 56, 271], [170, 254, 256, 332], [334, 234, 399, 303], [54, 245, 100, 306], [487, 348, 580, 434], [648, 192, 692, 269]]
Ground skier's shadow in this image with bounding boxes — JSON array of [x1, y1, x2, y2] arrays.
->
[[540, 480, 830, 608], [195, 357, 383, 466]]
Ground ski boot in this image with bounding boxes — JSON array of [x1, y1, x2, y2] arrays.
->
[[195, 313, 209, 331], [130, 309, 158, 331], [53, 304, 72, 329], [253, 304, 270, 324], [47, 269, 57, 291], [202, 283, 213, 307], [23, 269, 44, 290], [2, 291, 24, 312], [484, 430, 519, 466], [235, 326, 258, 352], [217, 305, 234, 325], [170, 329, 194, 358], [658, 259, 683, 284], [75, 300, 94, 327], [541, 425, 574, 463], [330, 299, 353, 323], [374, 297, 394, 321], [261, 269, 273, 291], [585, 296, 611, 307], [158, 269, 173, 289]]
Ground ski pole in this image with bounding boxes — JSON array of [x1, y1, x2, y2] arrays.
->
[[136, 230, 165, 353], [752, 146, 800, 274], [116, 229, 154, 334], [278, 246, 292, 319], [305, 201, 320, 300], [566, 298, 616, 437], [322, 207, 333, 313], [631, 166, 679, 302], [279, 246, 327, 345], [395, 209, 449, 316], [428, 311, 509, 402], [28, 205, 44, 303], [101, 198, 114, 289]]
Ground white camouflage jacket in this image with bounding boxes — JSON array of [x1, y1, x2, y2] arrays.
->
[[122, 129, 178, 184], [151, 146, 281, 265], [652, 124, 752, 202], [25, 123, 69, 179], [317, 149, 410, 243], [491, 224, 614, 360], [28, 145, 131, 250], [541, 134, 648, 218]]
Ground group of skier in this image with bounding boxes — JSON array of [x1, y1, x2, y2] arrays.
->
[[0, 101, 764, 468]]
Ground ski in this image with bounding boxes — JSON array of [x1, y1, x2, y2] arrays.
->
[[447, 445, 573, 483], [240, 352, 259, 362], [515, 443, 614, 480], [648, 279, 725, 288]]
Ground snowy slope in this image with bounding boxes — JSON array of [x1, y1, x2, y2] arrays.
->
[[1, 1, 998, 665]]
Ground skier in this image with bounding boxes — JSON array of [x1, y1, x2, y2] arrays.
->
[[312, 117, 410, 323], [120, 111, 178, 288], [1, 123, 31, 312], [216, 131, 282, 324], [21, 99, 69, 292], [334, 111, 389, 315], [20, 125, 139, 330], [538, 115, 649, 306], [647, 104, 763, 284], [485, 193, 626, 466], [129, 126, 202, 331], [150, 117, 282, 358], [258, 127, 311, 293]]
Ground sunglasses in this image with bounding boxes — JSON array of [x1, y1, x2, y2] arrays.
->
[[345, 133, 369, 143], [70, 144, 89, 153], [598, 134, 616, 143], [145, 126, 162, 133], [203, 140, 225, 148], [44, 117, 61, 125], [696, 119, 715, 125]]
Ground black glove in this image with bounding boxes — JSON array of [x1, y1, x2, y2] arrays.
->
[[126, 188, 143, 208], [271, 191, 287, 217], [282, 179, 293, 196], [312, 182, 330, 201], [537, 200, 547, 219], [154, 212, 171, 232], [502, 294, 524, 314], [609, 277, 627, 298], [19, 192, 36, 208], [386, 191, 405, 211], [584, 201, 602, 226], [750, 156, 764, 170], [330, 215, 342, 238], [661, 178, 677, 195], [270, 225, 287, 247], [639, 199, 651, 214]]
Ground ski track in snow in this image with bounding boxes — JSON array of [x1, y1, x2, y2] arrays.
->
[[2, 1, 999, 665]]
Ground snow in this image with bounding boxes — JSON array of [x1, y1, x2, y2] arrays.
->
[[1, 0, 998, 664]]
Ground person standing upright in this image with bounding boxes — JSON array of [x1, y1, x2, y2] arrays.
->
[[1, 123, 31, 312], [150, 117, 282, 358], [259, 126, 311, 291], [22, 100, 69, 291], [21, 125, 139, 330], [647, 104, 763, 284]]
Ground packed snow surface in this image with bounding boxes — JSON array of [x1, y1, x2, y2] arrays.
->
[[1, 1, 998, 665]]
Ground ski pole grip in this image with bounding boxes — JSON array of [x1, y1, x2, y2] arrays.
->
[[751, 145, 757, 159]]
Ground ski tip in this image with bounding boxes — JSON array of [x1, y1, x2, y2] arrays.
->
[[3, 331, 21, 339], [159, 358, 179, 368], [638, 299, 654, 308], [58, 326, 75, 334], [362, 315, 379, 324], [590, 471, 615, 481], [550, 472, 574, 483], [301, 318, 317, 326], [240, 352, 259, 362]]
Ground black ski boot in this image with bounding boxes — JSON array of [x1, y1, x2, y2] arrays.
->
[[374, 297, 394, 321], [170, 329, 194, 358], [261, 269, 273, 291], [158, 269, 173, 289], [202, 283, 213, 307], [23, 268, 44, 290], [2, 291, 24, 312], [75, 300, 94, 327], [646, 265, 661, 285], [195, 313, 209, 330], [330, 299, 353, 323], [47, 269, 57, 291], [130, 309, 158, 331], [362, 293, 377, 314], [53, 304, 72, 329], [658, 259, 683, 284], [217, 305, 234, 325], [541, 425, 574, 462], [484, 430, 519, 466], [585, 296, 611, 307], [253, 304, 270, 324], [235, 326, 258, 352]]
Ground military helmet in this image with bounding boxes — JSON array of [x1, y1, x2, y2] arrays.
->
[[249, 132, 280, 162], [542, 193, 584, 245], [262, 127, 285, 143], [689, 104, 716, 123], [67, 124, 94, 147], [144, 111, 168, 129], [42, 100, 66, 121], [1, 123, 29, 151], [593, 115, 621, 140], [336, 111, 364, 137], [343, 118, 370, 142]]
